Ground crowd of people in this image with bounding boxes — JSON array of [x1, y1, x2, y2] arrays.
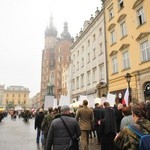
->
[[34, 99, 150, 150], [0, 110, 7, 122]]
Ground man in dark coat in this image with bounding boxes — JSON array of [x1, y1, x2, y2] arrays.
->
[[93, 103, 103, 144], [114, 103, 124, 132], [101, 102, 117, 150], [46, 105, 81, 150], [34, 108, 45, 144]]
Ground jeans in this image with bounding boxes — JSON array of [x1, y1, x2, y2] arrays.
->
[[36, 128, 43, 143]]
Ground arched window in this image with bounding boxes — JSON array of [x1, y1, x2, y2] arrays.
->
[[144, 81, 150, 100]]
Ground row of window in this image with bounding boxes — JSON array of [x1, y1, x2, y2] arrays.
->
[[72, 46, 103, 72], [112, 40, 150, 74], [72, 27, 103, 61], [6, 94, 27, 97], [71, 40, 150, 87], [57, 56, 70, 62], [109, 3, 145, 44], [6, 100, 26, 105], [109, 0, 125, 20], [72, 65, 104, 90], [109, 0, 145, 26]]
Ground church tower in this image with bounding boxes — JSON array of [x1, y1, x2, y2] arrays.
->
[[40, 18, 73, 105], [40, 15, 58, 103], [54, 21, 73, 101]]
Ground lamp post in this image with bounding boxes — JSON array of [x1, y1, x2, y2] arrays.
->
[[125, 73, 132, 103]]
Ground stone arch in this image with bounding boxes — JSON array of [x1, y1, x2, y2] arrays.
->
[[143, 81, 150, 100]]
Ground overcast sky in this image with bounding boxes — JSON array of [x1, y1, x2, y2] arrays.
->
[[0, 0, 102, 97]]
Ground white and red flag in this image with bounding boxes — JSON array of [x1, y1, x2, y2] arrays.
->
[[123, 88, 129, 106]]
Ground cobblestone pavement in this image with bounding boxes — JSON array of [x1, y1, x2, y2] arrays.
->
[[0, 115, 100, 150]]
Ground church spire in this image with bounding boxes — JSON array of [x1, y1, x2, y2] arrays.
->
[[60, 21, 72, 41], [45, 14, 58, 38], [49, 14, 53, 30]]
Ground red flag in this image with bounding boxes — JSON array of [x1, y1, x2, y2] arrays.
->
[[122, 99, 126, 105]]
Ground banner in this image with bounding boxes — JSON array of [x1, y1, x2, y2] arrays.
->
[[106, 93, 116, 107], [59, 95, 70, 106], [79, 95, 88, 105], [87, 95, 95, 108], [53, 99, 58, 109], [44, 95, 55, 110], [94, 97, 101, 104]]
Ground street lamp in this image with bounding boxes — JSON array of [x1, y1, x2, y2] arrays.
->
[[125, 73, 132, 103]]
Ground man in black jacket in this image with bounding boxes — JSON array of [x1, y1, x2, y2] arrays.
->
[[34, 108, 45, 144], [101, 102, 117, 150], [46, 105, 81, 150], [93, 103, 103, 145]]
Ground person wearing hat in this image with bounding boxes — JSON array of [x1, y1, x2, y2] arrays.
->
[[46, 105, 81, 150], [34, 108, 45, 144]]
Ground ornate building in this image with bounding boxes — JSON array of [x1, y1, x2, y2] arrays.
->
[[40, 16, 73, 104], [102, 0, 150, 102], [69, 8, 107, 102], [3, 86, 30, 109], [0, 85, 5, 107]]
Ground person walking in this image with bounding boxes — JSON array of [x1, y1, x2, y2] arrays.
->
[[46, 105, 81, 150], [93, 103, 103, 145], [75, 100, 94, 150], [114, 102, 150, 150], [100, 102, 117, 150], [41, 107, 54, 148], [34, 108, 45, 144]]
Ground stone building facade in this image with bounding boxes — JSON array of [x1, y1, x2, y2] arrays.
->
[[3, 86, 30, 109]]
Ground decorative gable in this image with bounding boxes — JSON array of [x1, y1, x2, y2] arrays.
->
[[108, 23, 116, 31], [119, 44, 130, 51], [136, 32, 150, 41], [117, 14, 127, 23], [132, 0, 144, 9], [109, 50, 118, 56]]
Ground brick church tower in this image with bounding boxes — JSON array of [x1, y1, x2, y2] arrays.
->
[[40, 16, 73, 105]]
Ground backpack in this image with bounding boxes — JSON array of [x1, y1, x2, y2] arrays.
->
[[128, 125, 150, 150]]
